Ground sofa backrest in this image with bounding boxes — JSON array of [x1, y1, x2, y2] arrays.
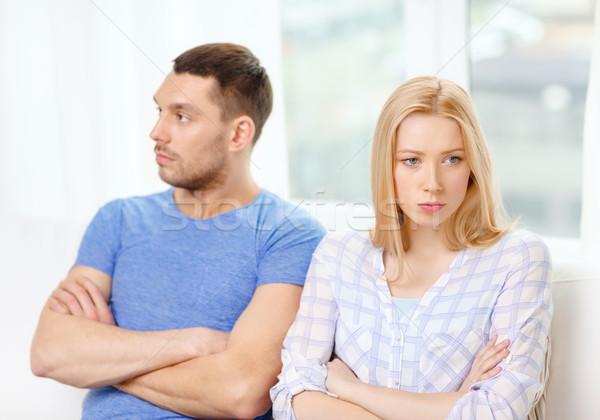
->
[[546, 262, 600, 418]]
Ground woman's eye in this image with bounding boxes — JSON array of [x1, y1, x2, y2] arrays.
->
[[404, 158, 419, 166], [156, 107, 162, 115], [446, 156, 461, 164]]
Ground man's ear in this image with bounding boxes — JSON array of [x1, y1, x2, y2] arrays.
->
[[228, 116, 255, 152]]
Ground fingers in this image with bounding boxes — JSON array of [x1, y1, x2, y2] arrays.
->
[[47, 276, 115, 324], [478, 340, 510, 373], [47, 296, 70, 314], [474, 336, 509, 365], [479, 365, 502, 381], [59, 279, 101, 321], [50, 283, 87, 317], [74, 276, 115, 325], [461, 336, 511, 391], [481, 334, 498, 351]]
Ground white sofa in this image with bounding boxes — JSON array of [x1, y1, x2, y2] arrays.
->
[[2, 215, 598, 419], [546, 261, 600, 419]]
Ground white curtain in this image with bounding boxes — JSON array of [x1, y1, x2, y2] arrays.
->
[[0, 0, 287, 223], [581, 0, 600, 259], [404, 0, 469, 89]]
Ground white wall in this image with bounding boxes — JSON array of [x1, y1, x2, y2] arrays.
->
[[2, 0, 599, 417], [0, 0, 288, 224], [0, 1, 286, 418]]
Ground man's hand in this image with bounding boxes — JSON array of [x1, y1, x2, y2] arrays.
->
[[32, 265, 227, 388], [459, 335, 510, 393], [47, 275, 230, 355], [48, 275, 115, 325]]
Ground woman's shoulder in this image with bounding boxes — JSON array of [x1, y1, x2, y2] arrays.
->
[[485, 229, 551, 263], [316, 229, 376, 256]]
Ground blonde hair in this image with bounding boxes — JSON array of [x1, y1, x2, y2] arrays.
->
[[370, 76, 509, 259]]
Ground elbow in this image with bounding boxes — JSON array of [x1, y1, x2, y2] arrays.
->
[[30, 341, 52, 378], [181, 375, 272, 420], [30, 345, 91, 388], [31, 337, 86, 387], [228, 378, 273, 420]]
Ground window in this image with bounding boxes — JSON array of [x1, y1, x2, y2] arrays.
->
[[470, 0, 595, 236], [281, 0, 594, 238], [281, 0, 404, 203]]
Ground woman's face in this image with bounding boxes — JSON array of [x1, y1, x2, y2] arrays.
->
[[394, 113, 472, 230]]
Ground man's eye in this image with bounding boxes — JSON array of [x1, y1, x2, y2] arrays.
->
[[178, 114, 190, 122]]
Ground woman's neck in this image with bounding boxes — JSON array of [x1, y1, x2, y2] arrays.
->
[[384, 226, 460, 297], [403, 224, 450, 258]]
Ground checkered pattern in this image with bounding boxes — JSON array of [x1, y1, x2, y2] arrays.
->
[[270, 230, 552, 419]]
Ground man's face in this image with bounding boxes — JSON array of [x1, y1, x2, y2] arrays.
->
[[151, 71, 230, 191]]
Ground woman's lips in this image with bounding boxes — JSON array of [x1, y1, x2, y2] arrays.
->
[[418, 202, 445, 214]]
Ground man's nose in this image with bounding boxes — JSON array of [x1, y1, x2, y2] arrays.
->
[[150, 115, 170, 144]]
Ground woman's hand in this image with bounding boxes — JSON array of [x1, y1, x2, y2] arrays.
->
[[459, 335, 510, 393], [326, 356, 361, 401]]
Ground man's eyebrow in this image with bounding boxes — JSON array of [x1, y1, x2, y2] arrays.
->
[[152, 96, 198, 113]]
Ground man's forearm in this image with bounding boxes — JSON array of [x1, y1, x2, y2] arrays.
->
[[118, 347, 273, 420], [116, 283, 304, 419], [31, 305, 206, 388]]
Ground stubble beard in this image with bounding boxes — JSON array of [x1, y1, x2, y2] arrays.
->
[[159, 147, 229, 193]]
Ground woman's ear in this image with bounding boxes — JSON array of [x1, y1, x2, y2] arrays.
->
[[229, 116, 256, 152]]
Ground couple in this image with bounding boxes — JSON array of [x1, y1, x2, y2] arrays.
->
[[31, 43, 552, 419]]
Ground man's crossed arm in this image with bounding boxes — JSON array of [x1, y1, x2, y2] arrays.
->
[[31, 266, 302, 419]]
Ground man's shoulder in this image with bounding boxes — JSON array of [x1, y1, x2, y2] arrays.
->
[[121, 189, 172, 207], [252, 189, 326, 235], [99, 189, 171, 215]]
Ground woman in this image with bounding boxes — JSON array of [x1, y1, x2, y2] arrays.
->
[[271, 77, 552, 419]]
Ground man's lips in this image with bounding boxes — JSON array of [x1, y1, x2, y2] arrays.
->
[[155, 152, 174, 165], [418, 202, 445, 214]]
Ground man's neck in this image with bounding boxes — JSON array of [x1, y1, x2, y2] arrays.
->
[[173, 177, 261, 220]]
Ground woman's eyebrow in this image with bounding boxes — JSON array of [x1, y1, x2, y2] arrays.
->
[[396, 148, 423, 155], [396, 147, 465, 155], [441, 147, 465, 154]]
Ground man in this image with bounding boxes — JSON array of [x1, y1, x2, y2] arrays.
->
[[31, 43, 326, 420]]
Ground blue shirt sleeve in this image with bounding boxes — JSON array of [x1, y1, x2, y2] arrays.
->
[[256, 211, 326, 288], [74, 199, 123, 276]]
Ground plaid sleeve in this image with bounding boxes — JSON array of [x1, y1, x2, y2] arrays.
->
[[270, 237, 339, 420], [448, 234, 553, 419]]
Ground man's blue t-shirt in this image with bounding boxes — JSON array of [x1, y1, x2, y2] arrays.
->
[[75, 188, 326, 420]]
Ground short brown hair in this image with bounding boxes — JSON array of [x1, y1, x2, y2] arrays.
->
[[174, 43, 273, 145]]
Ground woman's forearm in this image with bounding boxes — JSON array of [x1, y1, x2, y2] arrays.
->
[[292, 391, 382, 420], [342, 382, 466, 420]]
